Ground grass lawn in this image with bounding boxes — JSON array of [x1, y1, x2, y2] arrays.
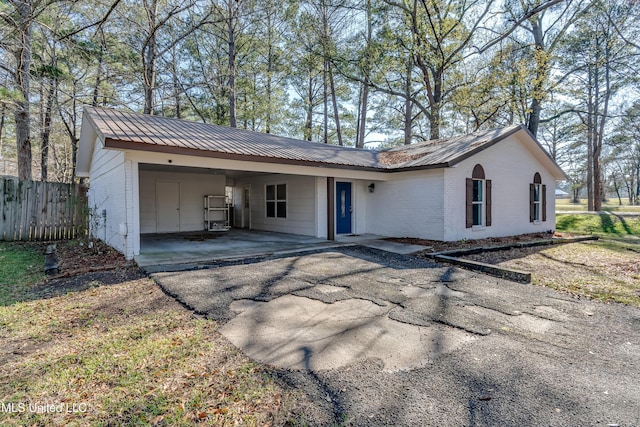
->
[[465, 212, 639, 306], [556, 213, 640, 237], [556, 198, 640, 212], [467, 240, 640, 306], [0, 249, 307, 425], [0, 242, 46, 306]]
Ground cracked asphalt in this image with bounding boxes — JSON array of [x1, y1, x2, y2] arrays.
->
[[151, 246, 640, 426]]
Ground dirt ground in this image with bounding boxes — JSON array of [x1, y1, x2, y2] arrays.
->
[[462, 240, 640, 305], [26, 240, 142, 300], [386, 231, 560, 252]]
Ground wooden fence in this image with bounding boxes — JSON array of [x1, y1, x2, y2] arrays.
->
[[0, 177, 88, 241]]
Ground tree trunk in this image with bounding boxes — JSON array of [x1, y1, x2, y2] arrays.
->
[[356, 0, 372, 149], [586, 67, 594, 211], [323, 59, 328, 143], [228, 0, 237, 128], [14, 1, 33, 180], [403, 55, 413, 145], [429, 68, 442, 140], [172, 52, 181, 119], [357, 81, 369, 148], [0, 104, 5, 155], [143, 0, 158, 115], [593, 58, 602, 211], [526, 17, 546, 137], [404, 98, 413, 145], [328, 64, 342, 146], [265, 13, 273, 134], [305, 70, 313, 142], [40, 75, 56, 181], [92, 30, 105, 107], [355, 84, 362, 147]]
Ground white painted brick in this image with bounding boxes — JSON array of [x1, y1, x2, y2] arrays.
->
[[87, 137, 128, 256], [365, 170, 445, 240], [443, 134, 557, 241]]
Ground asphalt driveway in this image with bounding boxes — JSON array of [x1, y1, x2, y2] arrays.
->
[[152, 246, 640, 426]]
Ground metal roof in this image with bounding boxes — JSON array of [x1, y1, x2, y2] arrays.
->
[[80, 106, 565, 178], [84, 106, 380, 170]]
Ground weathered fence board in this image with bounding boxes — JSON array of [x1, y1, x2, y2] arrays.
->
[[0, 177, 87, 241]]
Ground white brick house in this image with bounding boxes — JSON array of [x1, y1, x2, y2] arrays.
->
[[76, 107, 566, 260]]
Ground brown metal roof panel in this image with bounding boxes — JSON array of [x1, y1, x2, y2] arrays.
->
[[85, 107, 538, 172], [380, 125, 522, 168], [92, 108, 136, 142], [123, 111, 177, 146]]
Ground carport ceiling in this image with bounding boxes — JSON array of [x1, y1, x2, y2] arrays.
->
[[139, 163, 270, 179]]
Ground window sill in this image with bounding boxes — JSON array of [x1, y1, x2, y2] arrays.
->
[[471, 225, 486, 231]]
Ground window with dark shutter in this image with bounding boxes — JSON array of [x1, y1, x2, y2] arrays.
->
[[530, 173, 543, 223], [467, 165, 488, 228], [466, 178, 473, 228]]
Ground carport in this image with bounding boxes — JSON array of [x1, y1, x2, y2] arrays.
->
[[134, 228, 347, 268]]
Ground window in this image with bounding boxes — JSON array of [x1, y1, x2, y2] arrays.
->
[[472, 179, 484, 226], [530, 173, 546, 223], [266, 184, 286, 218], [466, 164, 491, 228]]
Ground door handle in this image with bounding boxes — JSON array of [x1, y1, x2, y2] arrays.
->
[[349, 207, 352, 213]]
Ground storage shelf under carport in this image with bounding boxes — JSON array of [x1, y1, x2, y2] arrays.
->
[[204, 195, 231, 231]]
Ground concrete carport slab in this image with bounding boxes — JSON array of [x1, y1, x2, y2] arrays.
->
[[135, 229, 346, 271], [135, 229, 431, 273]]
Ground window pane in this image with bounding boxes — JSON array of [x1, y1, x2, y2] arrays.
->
[[266, 201, 275, 217], [473, 180, 483, 202], [266, 185, 275, 201], [277, 201, 286, 218], [473, 203, 482, 226], [277, 184, 286, 200], [534, 184, 540, 202], [534, 202, 540, 221]]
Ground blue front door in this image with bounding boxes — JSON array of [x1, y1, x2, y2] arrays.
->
[[336, 182, 352, 234]]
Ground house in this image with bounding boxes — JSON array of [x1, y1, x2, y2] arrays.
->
[[76, 106, 566, 260]]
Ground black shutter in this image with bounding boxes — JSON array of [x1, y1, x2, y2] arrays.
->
[[529, 183, 535, 222], [542, 184, 547, 222], [466, 178, 473, 228], [486, 180, 492, 227]]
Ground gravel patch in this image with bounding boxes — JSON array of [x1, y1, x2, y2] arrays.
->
[[152, 245, 640, 426]]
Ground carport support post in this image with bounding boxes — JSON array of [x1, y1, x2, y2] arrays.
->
[[327, 177, 335, 240]]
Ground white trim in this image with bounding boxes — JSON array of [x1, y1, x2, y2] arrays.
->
[[124, 150, 391, 181], [131, 161, 140, 256]]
